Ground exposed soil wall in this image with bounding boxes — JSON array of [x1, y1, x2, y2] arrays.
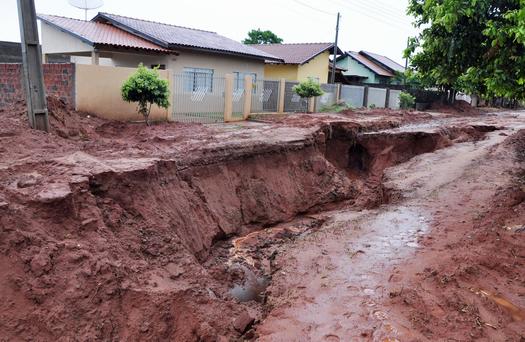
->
[[0, 126, 359, 340], [0, 101, 502, 341]]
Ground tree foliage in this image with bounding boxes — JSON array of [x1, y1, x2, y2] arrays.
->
[[399, 92, 416, 109], [406, 0, 525, 100], [242, 29, 283, 44], [121, 64, 170, 125], [293, 78, 323, 113], [293, 78, 324, 99]]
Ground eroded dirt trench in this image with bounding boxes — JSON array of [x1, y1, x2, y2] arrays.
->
[[1, 107, 524, 341]]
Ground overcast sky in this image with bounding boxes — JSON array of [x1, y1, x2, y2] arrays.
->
[[1, 0, 417, 64]]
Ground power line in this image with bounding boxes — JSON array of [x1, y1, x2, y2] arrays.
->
[[351, 0, 411, 24], [292, 0, 337, 16], [331, 0, 411, 27], [325, 0, 412, 31]]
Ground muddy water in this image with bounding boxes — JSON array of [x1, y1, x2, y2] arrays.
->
[[255, 206, 430, 341], [256, 120, 525, 341], [229, 263, 269, 303]]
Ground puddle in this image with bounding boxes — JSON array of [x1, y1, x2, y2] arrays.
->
[[230, 275, 269, 303], [229, 263, 269, 303]]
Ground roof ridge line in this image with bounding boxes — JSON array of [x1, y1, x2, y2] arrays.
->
[[37, 13, 88, 22], [263, 42, 333, 46], [97, 12, 217, 34]]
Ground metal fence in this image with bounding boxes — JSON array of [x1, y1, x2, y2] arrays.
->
[[251, 79, 280, 113], [340, 85, 365, 108], [315, 83, 338, 111], [368, 87, 387, 108], [170, 71, 407, 122], [232, 85, 246, 120], [172, 73, 226, 123], [284, 81, 307, 112]]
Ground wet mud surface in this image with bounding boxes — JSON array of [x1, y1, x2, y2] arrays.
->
[[0, 98, 524, 341]]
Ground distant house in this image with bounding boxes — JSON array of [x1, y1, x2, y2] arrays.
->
[[37, 13, 281, 86], [0, 41, 69, 63], [254, 43, 343, 83], [336, 51, 405, 85]]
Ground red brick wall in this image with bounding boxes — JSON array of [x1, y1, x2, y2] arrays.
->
[[0, 63, 75, 109]]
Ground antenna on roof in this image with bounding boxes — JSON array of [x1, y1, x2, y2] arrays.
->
[[68, 0, 104, 21]]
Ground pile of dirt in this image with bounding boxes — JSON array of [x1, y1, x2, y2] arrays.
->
[[429, 99, 484, 115]]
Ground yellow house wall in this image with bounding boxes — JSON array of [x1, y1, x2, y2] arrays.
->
[[262, 51, 330, 83], [75, 64, 170, 121], [297, 51, 330, 83], [263, 64, 298, 81]]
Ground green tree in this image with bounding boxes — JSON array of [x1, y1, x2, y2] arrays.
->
[[121, 64, 170, 125], [293, 78, 323, 113], [242, 29, 283, 44], [399, 92, 416, 109], [406, 0, 525, 102]]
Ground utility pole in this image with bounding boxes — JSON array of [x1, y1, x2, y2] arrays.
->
[[404, 37, 409, 86], [330, 12, 341, 84], [17, 0, 49, 132], [405, 37, 409, 70]]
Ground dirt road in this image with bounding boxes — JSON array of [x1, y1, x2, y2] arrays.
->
[[0, 100, 524, 341], [256, 112, 525, 341]]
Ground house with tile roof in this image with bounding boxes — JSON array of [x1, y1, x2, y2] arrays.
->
[[38, 13, 281, 87], [253, 43, 342, 84], [335, 51, 405, 85]]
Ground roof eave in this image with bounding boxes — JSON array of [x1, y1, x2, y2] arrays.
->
[[37, 15, 95, 47], [347, 53, 393, 77], [93, 43, 174, 54], [290, 45, 344, 65], [171, 44, 283, 62], [360, 51, 405, 74]]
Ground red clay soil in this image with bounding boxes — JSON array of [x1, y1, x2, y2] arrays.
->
[[256, 123, 525, 341], [429, 99, 488, 115], [385, 131, 525, 341], [0, 97, 523, 341]]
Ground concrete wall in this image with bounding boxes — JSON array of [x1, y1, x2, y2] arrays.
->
[[0, 63, 75, 109], [75, 64, 170, 121]]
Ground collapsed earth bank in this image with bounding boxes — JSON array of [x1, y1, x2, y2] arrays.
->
[[0, 105, 495, 340]]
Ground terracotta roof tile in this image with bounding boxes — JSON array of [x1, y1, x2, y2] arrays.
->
[[38, 14, 170, 52], [347, 51, 394, 77], [360, 51, 405, 73], [254, 43, 336, 65], [93, 13, 280, 60]]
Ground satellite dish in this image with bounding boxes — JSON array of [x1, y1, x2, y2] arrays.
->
[[68, 0, 104, 21]]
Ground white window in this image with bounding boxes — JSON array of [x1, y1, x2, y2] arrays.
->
[[234, 72, 257, 93], [183, 67, 214, 92]]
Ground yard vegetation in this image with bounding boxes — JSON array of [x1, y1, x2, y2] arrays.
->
[[121, 64, 170, 125]]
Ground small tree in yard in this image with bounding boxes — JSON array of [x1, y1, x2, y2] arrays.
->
[[293, 78, 323, 113], [121, 64, 170, 125], [399, 92, 416, 109]]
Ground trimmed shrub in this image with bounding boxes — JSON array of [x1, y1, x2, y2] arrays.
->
[[121, 64, 170, 125]]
